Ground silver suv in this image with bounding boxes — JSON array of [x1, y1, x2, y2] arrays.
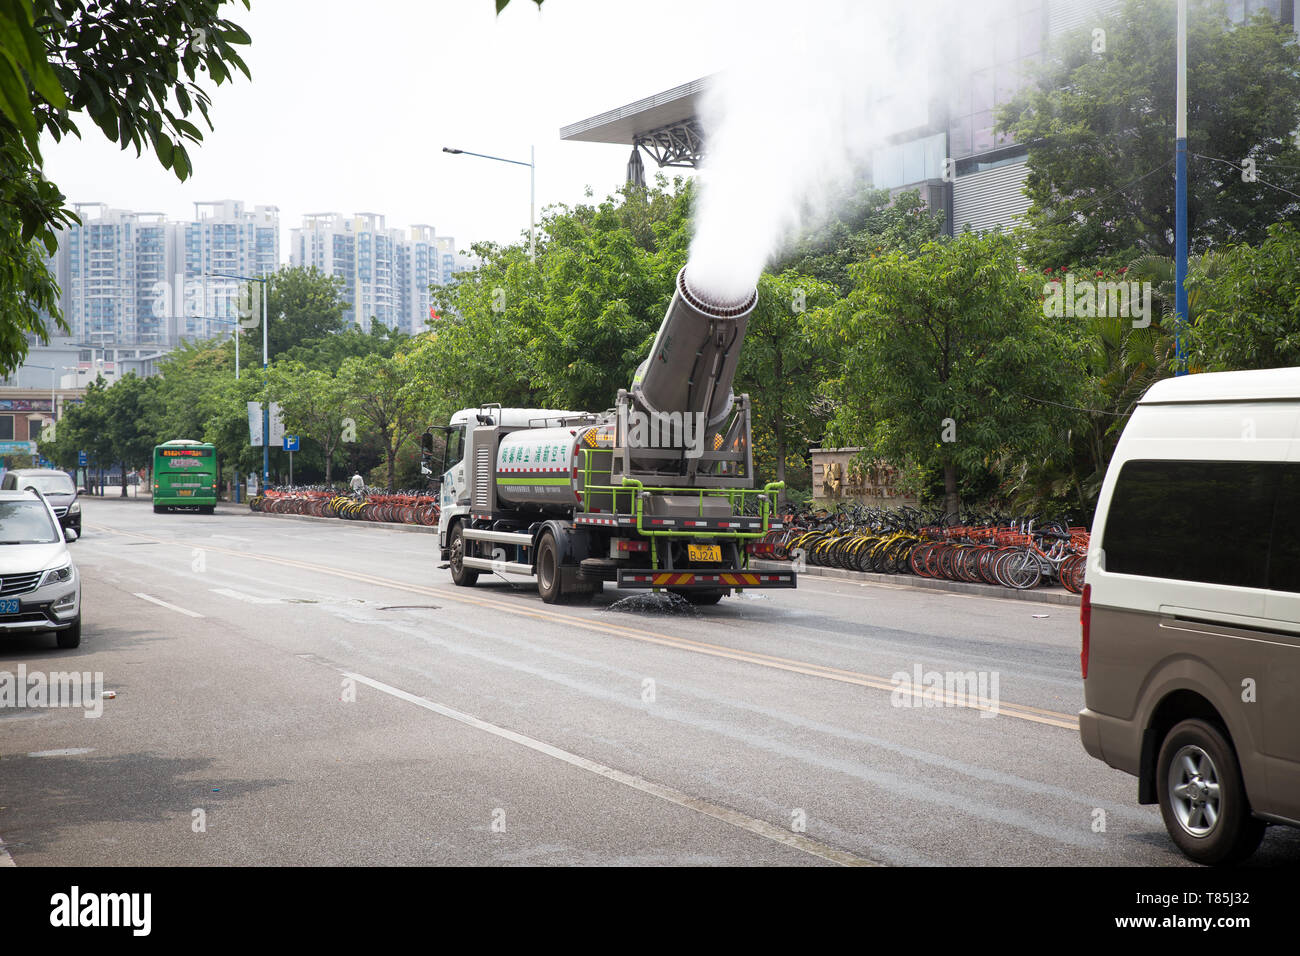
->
[[2, 468, 80, 538], [0, 489, 82, 648]]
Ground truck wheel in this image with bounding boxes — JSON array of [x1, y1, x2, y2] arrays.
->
[[449, 524, 479, 587], [536, 532, 563, 604], [1157, 718, 1265, 865]]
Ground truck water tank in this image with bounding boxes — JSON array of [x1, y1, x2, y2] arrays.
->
[[494, 425, 596, 511]]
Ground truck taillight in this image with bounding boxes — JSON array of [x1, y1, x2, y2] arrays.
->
[[613, 538, 649, 553], [1080, 583, 1091, 679]]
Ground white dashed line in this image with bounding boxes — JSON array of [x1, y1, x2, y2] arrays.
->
[[133, 593, 203, 618], [334, 666, 879, 867]]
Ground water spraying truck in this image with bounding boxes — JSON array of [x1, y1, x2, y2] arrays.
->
[[422, 267, 795, 604]]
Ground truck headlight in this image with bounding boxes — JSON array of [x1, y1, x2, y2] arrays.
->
[[40, 562, 73, 588]]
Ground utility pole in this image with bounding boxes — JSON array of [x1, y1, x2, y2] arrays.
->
[[1174, 0, 1188, 376]]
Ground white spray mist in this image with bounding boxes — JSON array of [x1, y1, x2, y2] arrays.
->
[[686, 0, 957, 304]]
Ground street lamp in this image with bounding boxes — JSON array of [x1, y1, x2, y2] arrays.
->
[[207, 271, 270, 486], [443, 144, 536, 262], [21, 364, 59, 463], [197, 273, 240, 379]]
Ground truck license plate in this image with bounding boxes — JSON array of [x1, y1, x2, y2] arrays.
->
[[177, 489, 191, 496], [688, 544, 721, 562]]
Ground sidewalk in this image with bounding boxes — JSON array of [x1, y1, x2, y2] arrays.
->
[[238, 506, 437, 535], [751, 558, 1081, 606]]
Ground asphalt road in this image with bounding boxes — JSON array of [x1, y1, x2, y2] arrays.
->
[[3, 497, 1298, 866]]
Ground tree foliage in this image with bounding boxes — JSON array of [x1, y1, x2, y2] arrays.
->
[[1187, 222, 1300, 370], [1000, 0, 1300, 268], [1, 0, 252, 373], [822, 231, 1083, 515]]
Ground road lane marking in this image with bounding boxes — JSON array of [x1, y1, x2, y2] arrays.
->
[[210, 587, 280, 605], [133, 592, 203, 618], [98, 526, 1077, 730], [329, 664, 877, 867]]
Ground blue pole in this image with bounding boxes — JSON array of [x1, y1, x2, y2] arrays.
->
[[1174, 0, 1188, 376], [262, 274, 269, 486]]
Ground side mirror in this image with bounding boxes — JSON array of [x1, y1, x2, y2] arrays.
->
[[420, 463, 432, 476], [420, 432, 434, 453], [64, 528, 76, 543]]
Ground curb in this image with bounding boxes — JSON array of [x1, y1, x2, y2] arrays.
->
[[751, 558, 1081, 606], [239, 508, 438, 535]]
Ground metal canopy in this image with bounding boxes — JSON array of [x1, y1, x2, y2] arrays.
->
[[561, 77, 707, 170]]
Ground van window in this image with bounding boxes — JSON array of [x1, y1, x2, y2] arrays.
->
[[1267, 466, 1300, 592], [1102, 460, 1276, 588]]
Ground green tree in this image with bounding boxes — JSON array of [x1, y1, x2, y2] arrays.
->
[[263, 266, 349, 359], [823, 231, 1082, 516], [278, 323, 406, 372], [338, 351, 428, 491], [1, 0, 252, 373], [772, 187, 945, 293], [429, 178, 692, 412], [999, 0, 1300, 267], [264, 361, 350, 484], [103, 372, 161, 495], [735, 271, 837, 498], [1187, 222, 1300, 370]]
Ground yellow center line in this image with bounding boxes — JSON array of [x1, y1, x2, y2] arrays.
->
[[91, 523, 1080, 730]]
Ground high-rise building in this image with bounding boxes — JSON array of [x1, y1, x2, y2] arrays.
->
[[290, 213, 462, 334], [49, 200, 280, 347]]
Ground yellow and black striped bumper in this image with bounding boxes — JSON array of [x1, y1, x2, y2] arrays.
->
[[616, 570, 796, 589]]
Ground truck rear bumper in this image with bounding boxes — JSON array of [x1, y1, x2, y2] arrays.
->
[[616, 569, 796, 589]]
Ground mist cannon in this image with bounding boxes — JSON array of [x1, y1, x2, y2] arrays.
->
[[630, 267, 758, 428]]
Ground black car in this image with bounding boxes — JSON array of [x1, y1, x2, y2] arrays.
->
[[1, 469, 80, 538]]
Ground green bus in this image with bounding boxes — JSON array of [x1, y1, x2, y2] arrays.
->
[[153, 440, 218, 513]]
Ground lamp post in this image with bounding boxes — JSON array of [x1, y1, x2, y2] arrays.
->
[[21, 364, 58, 464], [196, 274, 240, 379], [208, 271, 270, 485], [442, 145, 535, 262]]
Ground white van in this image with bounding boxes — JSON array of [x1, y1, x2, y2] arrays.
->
[[1081, 367, 1300, 864]]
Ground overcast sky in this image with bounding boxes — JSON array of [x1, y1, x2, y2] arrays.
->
[[40, 0, 743, 259]]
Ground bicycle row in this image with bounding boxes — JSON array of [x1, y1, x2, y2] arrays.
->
[[248, 486, 440, 527], [755, 506, 1089, 593]]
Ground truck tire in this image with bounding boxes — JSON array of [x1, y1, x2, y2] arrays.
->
[[536, 531, 563, 604], [449, 523, 479, 587], [1156, 718, 1265, 865]]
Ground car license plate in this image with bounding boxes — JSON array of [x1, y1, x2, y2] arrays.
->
[[0, 598, 20, 615], [688, 544, 721, 562]]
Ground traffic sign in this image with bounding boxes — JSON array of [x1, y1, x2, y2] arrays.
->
[[77, 450, 87, 466], [283, 435, 300, 452]]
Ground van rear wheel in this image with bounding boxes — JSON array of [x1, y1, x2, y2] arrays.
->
[[1157, 718, 1265, 865]]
